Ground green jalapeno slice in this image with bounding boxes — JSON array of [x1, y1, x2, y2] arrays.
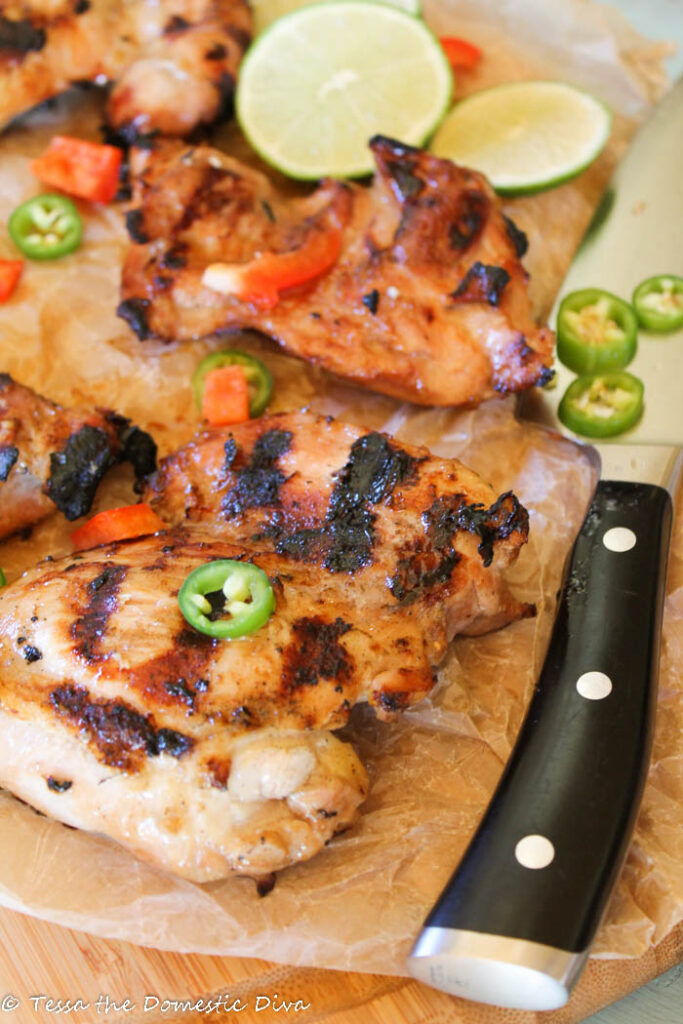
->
[[558, 371, 644, 438], [632, 275, 683, 332], [0, 568, 6, 587], [9, 194, 82, 260], [192, 350, 273, 418], [178, 560, 275, 639], [556, 288, 637, 374]]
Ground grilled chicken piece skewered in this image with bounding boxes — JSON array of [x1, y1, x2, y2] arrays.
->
[[0, 373, 156, 540], [0, 0, 251, 139], [0, 413, 531, 880], [120, 136, 554, 407]]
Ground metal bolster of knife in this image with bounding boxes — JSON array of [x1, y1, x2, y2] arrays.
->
[[407, 479, 672, 1010], [407, 929, 587, 1011]]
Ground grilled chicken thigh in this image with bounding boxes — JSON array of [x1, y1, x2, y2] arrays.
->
[[119, 136, 554, 406], [0, 373, 156, 539], [145, 411, 535, 654], [0, 0, 251, 138], [0, 530, 368, 880]]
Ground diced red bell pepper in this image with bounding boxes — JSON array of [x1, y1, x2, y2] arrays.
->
[[440, 36, 483, 70], [31, 136, 123, 204], [71, 503, 165, 552], [202, 225, 343, 310], [201, 365, 251, 426], [0, 259, 23, 302]]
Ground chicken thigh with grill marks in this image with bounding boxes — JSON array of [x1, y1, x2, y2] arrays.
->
[[119, 135, 554, 407], [0, 0, 251, 138], [0, 373, 156, 540], [0, 530, 369, 881]]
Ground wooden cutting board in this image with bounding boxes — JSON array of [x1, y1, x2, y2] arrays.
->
[[0, 907, 680, 1024]]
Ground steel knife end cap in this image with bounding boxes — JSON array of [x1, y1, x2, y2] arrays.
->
[[406, 927, 588, 1011]]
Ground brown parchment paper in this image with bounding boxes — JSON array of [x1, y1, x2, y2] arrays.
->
[[0, 0, 680, 980]]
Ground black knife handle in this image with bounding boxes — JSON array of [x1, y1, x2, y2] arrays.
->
[[408, 480, 672, 1009]]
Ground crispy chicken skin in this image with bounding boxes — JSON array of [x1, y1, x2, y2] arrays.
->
[[120, 136, 554, 406], [0, 0, 251, 138], [144, 411, 535, 658], [0, 530, 368, 880], [0, 373, 156, 539]]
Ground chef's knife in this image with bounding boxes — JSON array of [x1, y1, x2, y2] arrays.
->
[[407, 76, 683, 1010]]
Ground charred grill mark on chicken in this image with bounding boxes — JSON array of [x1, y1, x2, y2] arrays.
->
[[46, 776, 73, 792], [177, 162, 237, 231], [424, 491, 530, 568], [0, 445, 19, 481], [164, 14, 191, 34], [164, 679, 196, 706], [503, 214, 529, 258], [390, 490, 532, 603], [125, 208, 149, 244], [449, 191, 489, 250], [0, 17, 46, 56], [103, 411, 158, 480], [390, 549, 462, 605], [377, 690, 412, 713], [116, 297, 151, 340], [127, 628, 217, 709], [267, 432, 419, 574], [72, 565, 128, 662], [22, 644, 43, 662], [223, 429, 293, 517], [450, 262, 511, 307], [0, 375, 157, 541], [206, 756, 231, 789], [281, 617, 353, 694], [49, 683, 194, 771], [46, 425, 119, 520]]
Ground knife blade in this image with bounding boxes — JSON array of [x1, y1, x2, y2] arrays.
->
[[406, 76, 683, 1011]]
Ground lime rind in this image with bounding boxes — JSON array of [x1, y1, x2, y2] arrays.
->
[[250, 0, 422, 36], [236, 0, 452, 180], [430, 80, 612, 196]]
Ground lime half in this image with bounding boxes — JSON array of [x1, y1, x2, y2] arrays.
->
[[430, 81, 612, 195], [250, 0, 421, 36], [236, 1, 452, 180]]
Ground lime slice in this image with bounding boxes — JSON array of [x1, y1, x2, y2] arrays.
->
[[236, 1, 452, 180], [250, 0, 421, 36], [430, 81, 612, 195]]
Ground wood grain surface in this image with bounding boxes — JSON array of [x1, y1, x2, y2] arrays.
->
[[584, 963, 682, 1024], [0, 908, 680, 1024]]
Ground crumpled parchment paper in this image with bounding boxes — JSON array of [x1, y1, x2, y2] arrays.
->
[[0, 0, 679, 977]]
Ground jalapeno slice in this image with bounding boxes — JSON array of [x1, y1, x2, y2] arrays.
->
[[178, 560, 275, 639], [192, 350, 273, 418], [0, 568, 6, 587], [556, 288, 637, 374], [8, 194, 82, 261], [632, 275, 683, 332], [558, 371, 644, 438]]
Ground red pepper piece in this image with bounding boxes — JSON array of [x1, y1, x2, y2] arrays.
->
[[203, 225, 343, 310], [32, 136, 123, 204], [0, 259, 23, 302], [440, 36, 483, 70], [71, 503, 165, 551], [201, 365, 251, 426]]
